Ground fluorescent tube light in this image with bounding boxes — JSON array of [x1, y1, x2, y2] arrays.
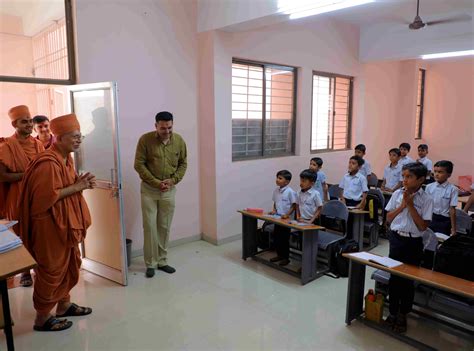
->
[[421, 50, 474, 60], [278, 0, 374, 20]]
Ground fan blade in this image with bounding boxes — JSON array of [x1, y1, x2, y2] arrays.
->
[[426, 14, 472, 26]]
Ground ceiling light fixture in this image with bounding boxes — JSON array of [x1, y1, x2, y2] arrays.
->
[[278, 0, 374, 20], [421, 50, 474, 60]]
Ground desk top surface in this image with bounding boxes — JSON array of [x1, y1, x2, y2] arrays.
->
[[459, 196, 469, 204], [349, 209, 370, 214], [0, 220, 37, 280], [238, 211, 324, 231], [343, 253, 474, 299]]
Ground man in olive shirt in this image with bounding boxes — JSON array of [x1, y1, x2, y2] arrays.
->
[[134, 111, 187, 278]]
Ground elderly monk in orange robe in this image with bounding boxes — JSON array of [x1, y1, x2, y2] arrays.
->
[[0, 105, 44, 287], [19, 113, 96, 332]]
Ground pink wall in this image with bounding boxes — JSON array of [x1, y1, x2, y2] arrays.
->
[[0, 14, 37, 136], [75, 0, 200, 253], [422, 57, 474, 180]]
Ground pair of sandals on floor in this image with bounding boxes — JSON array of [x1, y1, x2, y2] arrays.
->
[[33, 303, 93, 332]]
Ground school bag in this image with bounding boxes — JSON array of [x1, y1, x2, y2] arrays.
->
[[327, 239, 359, 278], [434, 235, 474, 282]]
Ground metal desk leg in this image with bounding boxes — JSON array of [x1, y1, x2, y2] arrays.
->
[[352, 214, 364, 251], [345, 260, 366, 325], [1, 279, 14, 351], [242, 215, 258, 260], [301, 229, 319, 285]]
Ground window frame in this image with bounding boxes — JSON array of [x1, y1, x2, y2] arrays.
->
[[310, 70, 354, 154], [0, 0, 77, 85], [232, 58, 297, 161], [415, 68, 426, 140]]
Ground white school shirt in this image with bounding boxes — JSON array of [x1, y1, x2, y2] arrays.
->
[[272, 185, 297, 216], [359, 159, 372, 178], [383, 163, 402, 189], [417, 157, 433, 172], [297, 188, 323, 220], [399, 156, 414, 167], [425, 181, 458, 217], [312, 171, 327, 201], [339, 172, 369, 201], [385, 188, 433, 237]]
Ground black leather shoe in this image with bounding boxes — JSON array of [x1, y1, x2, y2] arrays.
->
[[157, 265, 176, 274], [145, 268, 155, 278], [270, 256, 283, 263]]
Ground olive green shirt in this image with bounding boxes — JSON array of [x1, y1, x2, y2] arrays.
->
[[134, 132, 187, 188]]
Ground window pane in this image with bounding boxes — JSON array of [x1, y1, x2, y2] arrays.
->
[[311, 73, 352, 151], [264, 67, 294, 156], [0, 0, 73, 81]]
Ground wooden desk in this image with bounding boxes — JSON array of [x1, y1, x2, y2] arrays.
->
[[343, 252, 474, 350], [239, 210, 325, 285], [348, 209, 370, 251], [0, 227, 37, 351], [459, 196, 469, 206]]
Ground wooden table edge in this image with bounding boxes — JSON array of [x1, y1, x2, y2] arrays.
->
[[343, 253, 474, 299], [238, 210, 324, 231]]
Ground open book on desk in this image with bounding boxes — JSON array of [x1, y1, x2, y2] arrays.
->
[[349, 252, 403, 268]]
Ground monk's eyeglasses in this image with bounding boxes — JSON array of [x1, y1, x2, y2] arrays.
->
[[71, 134, 85, 141]]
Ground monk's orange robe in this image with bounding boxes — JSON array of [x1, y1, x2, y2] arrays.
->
[[18, 144, 91, 314], [0, 134, 44, 220]]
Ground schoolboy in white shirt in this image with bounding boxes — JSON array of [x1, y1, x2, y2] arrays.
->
[[384, 162, 433, 334], [398, 142, 414, 167], [381, 148, 402, 192], [339, 155, 368, 209], [354, 144, 372, 179], [269, 170, 297, 218], [417, 144, 433, 183], [309, 157, 328, 201], [425, 161, 457, 235]]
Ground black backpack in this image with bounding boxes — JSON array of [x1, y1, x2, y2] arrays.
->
[[434, 235, 474, 281], [327, 239, 359, 278]]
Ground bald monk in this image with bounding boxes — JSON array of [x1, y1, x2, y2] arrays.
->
[[0, 105, 44, 287], [18, 113, 96, 332]]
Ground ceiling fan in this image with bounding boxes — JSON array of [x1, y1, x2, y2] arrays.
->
[[408, 0, 471, 30]]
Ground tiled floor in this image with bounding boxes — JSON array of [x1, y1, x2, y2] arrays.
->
[[1, 238, 473, 351]]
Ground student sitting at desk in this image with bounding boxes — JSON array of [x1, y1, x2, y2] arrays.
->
[[425, 161, 457, 236], [381, 148, 402, 193], [271, 170, 322, 267], [309, 157, 328, 202], [339, 155, 368, 209], [384, 162, 433, 333]]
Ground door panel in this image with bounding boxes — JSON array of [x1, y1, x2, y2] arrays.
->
[[68, 82, 127, 285]]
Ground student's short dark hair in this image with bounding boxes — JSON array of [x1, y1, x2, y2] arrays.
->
[[300, 169, 316, 183], [276, 170, 292, 181], [350, 155, 364, 167], [355, 144, 366, 153], [310, 157, 323, 167], [399, 142, 411, 151], [33, 115, 49, 124], [434, 160, 454, 174], [418, 144, 428, 151], [389, 148, 401, 156], [402, 162, 428, 179], [155, 111, 173, 122]]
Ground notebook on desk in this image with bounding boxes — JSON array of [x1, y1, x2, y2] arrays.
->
[[349, 252, 403, 268]]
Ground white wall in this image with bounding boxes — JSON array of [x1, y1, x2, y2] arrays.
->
[[75, 0, 200, 253]]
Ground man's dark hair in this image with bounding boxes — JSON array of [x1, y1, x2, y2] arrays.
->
[[276, 170, 292, 182], [311, 157, 323, 167], [33, 115, 49, 124], [402, 162, 428, 179], [418, 144, 428, 151], [350, 155, 364, 167], [155, 111, 173, 123], [300, 169, 317, 183], [399, 142, 411, 151], [389, 148, 401, 156], [434, 160, 454, 174], [355, 144, 366, 153]]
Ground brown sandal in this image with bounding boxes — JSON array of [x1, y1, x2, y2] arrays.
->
[[56, 303, 92, 317], [33, 316, 72, 332]]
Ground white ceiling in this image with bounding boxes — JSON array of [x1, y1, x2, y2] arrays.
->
[[0, 0, 65, 36]]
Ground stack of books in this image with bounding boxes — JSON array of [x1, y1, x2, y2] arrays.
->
[[0, 221, 22, 254]]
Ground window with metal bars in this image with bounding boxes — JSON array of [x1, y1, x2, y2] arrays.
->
[[232, 59, 296, 161], [415, 69, 426, 139], [311, 71, 353, 152]]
